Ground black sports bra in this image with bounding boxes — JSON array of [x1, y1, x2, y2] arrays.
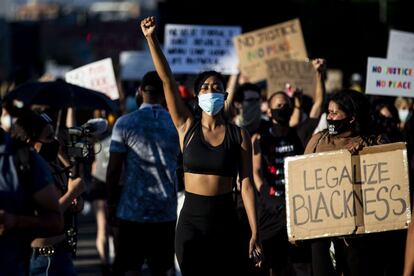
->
[[182, 121, 241, 177]]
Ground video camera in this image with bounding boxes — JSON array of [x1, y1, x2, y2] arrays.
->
[[67, 118, 108, 161]]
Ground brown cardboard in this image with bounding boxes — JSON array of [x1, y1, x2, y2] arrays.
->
[[285, 142, 411, 241], [265, 59, 317, 97], [233, 19, 307, 83]]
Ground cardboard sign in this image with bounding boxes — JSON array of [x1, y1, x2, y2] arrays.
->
[[65, 58, 119, 100], [365, 57, 414, 98], [119, 51, 155, 81], [266, 59, 317, 97], [285, 143, 411, 241], [387, 29, 414, 62], [233, 19, 307, 83], [164, 24, 241, 75]]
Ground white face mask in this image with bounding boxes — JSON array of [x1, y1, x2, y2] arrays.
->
[[398, 109, 410, 123], [1, 114, 12, 131]]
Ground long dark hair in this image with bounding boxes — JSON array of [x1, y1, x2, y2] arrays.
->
[[329, 89, 372, 135], [189, 71, 227, 119]]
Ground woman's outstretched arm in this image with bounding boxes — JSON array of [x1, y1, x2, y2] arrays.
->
[[141, 16, 193, 134]]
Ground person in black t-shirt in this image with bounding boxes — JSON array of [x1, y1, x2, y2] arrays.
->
[[251, 58, 326, 276], [252, 91, 307, 275]]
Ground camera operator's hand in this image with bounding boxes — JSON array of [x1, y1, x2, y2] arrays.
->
[[68, 177, 85, 198], [0, 210, 17, 235]]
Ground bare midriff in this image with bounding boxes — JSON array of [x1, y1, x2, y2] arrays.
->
[[184, 173, 233, 196]]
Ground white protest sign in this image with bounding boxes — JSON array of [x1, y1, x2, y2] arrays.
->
[[120, 51, 155, 80], [365, 57, 414, 98], [387, 30, 414, 62], [164, 24, 241, 75], [65, 58, 119, 100]]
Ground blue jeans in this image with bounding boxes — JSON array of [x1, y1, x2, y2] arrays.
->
[[29, 250, 76, 276]]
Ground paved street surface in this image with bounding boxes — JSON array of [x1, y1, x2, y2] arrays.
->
[[74, 195, 185, 275], [74, 207, 102, 275]]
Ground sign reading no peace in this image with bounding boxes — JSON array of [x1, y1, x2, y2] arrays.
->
[[365, 57, 414, 98]]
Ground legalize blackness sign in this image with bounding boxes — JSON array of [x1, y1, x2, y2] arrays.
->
[[285, 143, 411, 241]]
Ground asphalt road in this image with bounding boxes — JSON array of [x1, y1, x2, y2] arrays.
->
[[73, 206, 102, 276]]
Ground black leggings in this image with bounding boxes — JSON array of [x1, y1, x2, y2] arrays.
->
[[175, 192, 241, 276]]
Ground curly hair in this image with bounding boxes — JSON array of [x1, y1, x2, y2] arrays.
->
[[329, 89, 372, 135]]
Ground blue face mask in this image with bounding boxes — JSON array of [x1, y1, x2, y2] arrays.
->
[[198, 93, 225, 116]]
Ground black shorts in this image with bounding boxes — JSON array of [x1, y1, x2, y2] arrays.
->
[[89, 177, 107, 201], [115, 219, 176, 273]]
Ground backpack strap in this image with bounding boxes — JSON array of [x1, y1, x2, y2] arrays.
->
[[0, 132, 32, 194], [227, 123, 242, 146], [183, 120, 201, 150]]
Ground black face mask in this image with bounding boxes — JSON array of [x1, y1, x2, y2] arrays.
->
[[39, 139, 60, 162], [271, 106, 292, 126], [327, 118, 351, 135]]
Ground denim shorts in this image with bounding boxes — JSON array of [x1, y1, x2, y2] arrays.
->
[[29, 250, 76, 276]]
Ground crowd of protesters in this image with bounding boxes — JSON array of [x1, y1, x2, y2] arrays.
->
[[2, 14, 414, 276]]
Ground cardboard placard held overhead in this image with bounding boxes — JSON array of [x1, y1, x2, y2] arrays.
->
[[365, 57, 414, 98], [266, 59, 317, 97], [285, 143, 411, 241], [65, 58, 119, 100], [233, 19, 307, 83], [164, 24, 241, 75], [387, 29, 414, 62]]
